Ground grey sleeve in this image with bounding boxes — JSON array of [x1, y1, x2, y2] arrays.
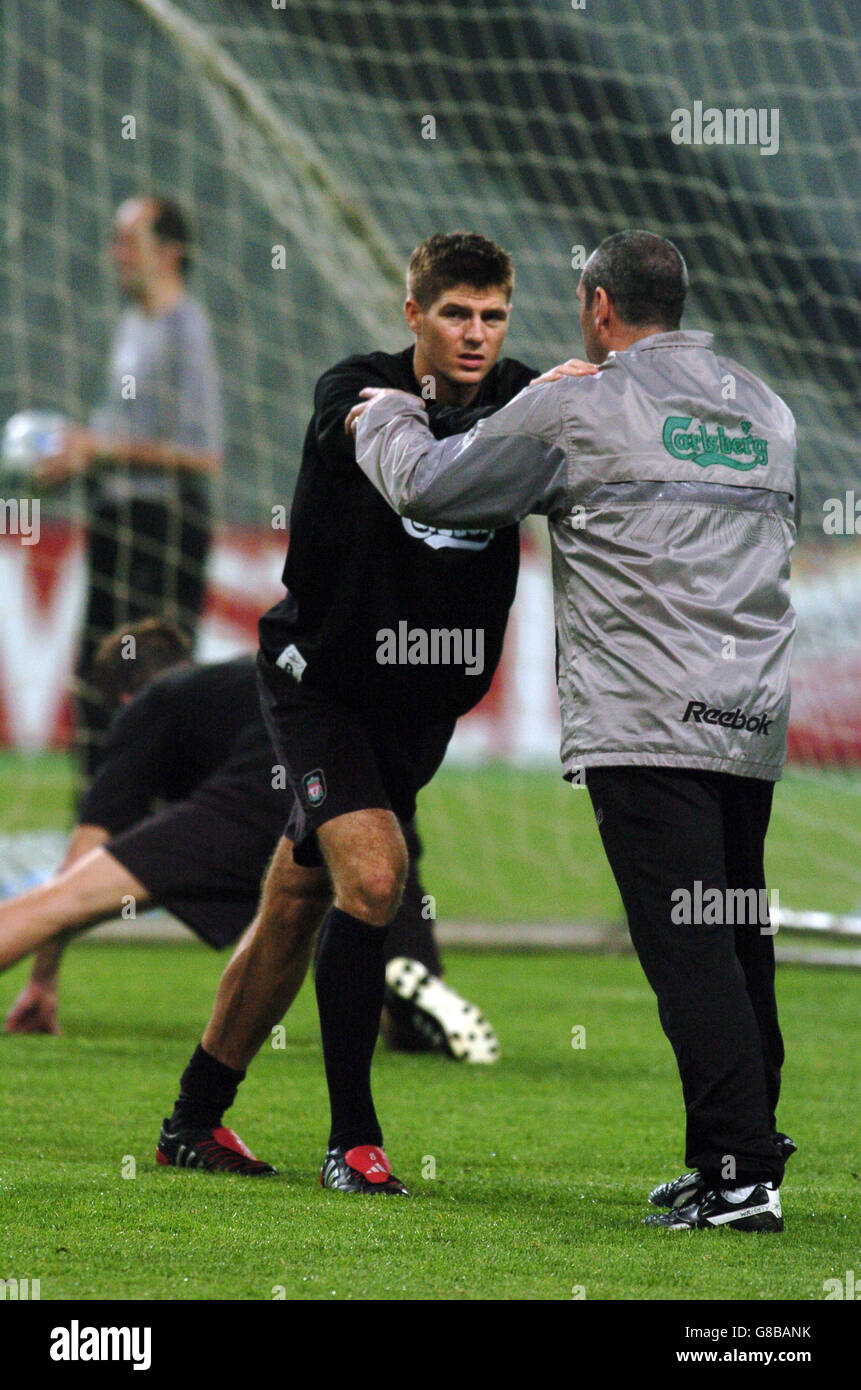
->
[[89, 322, 123, 435], [354, 383, 569, 529], [174, 306, 224, 455]]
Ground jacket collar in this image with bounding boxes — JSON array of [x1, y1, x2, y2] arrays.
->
[[608, 330, 714, 358]]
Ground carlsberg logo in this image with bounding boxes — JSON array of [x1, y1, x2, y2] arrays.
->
[[663, 416, 769, 470]]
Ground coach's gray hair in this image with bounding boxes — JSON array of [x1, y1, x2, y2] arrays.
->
[[581, 231, 688, 329]]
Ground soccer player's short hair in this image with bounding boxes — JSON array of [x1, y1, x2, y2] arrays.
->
[[92, 617, 192, 708], [580, 230, 688, 329], [406, 232, 514, 309], [151, 198, 193, 277]]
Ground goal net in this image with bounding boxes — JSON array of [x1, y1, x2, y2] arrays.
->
[[0, 0, 859, 939]]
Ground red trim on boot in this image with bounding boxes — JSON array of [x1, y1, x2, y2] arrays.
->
[[344, 1145, 392, 1183]]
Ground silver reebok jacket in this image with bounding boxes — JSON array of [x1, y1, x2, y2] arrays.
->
[[355, 330, 798, 782]]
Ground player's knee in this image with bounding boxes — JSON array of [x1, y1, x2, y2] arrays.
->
[[343, 852, 406, 924]]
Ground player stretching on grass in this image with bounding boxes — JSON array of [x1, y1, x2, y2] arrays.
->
[[156, 232, 595, 1194], [353, 230, 799, 1230], [1, 619, 495, 1085]]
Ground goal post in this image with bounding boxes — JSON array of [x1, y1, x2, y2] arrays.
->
[[0, 0, 859, 936]]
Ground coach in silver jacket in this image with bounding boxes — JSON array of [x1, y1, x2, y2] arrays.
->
[[354, 302, 797, 792], [352, 230, 798, 1232]]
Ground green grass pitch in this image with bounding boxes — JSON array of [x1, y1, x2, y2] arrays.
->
[[1, 942, 858, 1301], [1, 752, 859, 920], [0, 751, 858, 1299]]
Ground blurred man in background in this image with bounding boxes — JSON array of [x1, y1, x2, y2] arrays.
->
[[38, 196, 222, 784]]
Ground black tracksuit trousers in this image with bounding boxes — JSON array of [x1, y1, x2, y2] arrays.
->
[[587, 765, 786, 1188]]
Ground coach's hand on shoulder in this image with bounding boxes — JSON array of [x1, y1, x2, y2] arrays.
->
[[528, 358, 599, 387], [345, 388, 426, 437], [35, 426, 107, 486]]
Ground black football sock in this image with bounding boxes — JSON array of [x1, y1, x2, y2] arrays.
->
[[315, 906, 388, 1151], [169, 1043, 246, 1132]]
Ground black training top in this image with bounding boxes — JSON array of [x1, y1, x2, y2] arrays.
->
[[258, 346, 536, 724], [79, 657, 282, 837]]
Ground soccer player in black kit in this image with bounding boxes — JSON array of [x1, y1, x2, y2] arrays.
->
[[156, 233, 591, 1194], [1, 619, 485, 1075]]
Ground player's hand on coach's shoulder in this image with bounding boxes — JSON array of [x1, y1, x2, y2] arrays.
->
[[345, 388, 426, 437], [528, 358, 598, 387]]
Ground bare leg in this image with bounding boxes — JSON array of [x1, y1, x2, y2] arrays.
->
[[318, 808, 407, 923], [201, 811, 406, 1075], [201, 839, 331, 1071], [0, 848, 150, 973], [162, 820, 404, 1171]]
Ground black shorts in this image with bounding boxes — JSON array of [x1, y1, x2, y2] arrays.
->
[[106, 793, 281, 949], [257, 650, 455, 867]]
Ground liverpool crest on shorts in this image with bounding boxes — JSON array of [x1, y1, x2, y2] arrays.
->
[[303, 769, 326, 806]]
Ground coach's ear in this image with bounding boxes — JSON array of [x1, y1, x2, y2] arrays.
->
[[404, 297, 423, 336]]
